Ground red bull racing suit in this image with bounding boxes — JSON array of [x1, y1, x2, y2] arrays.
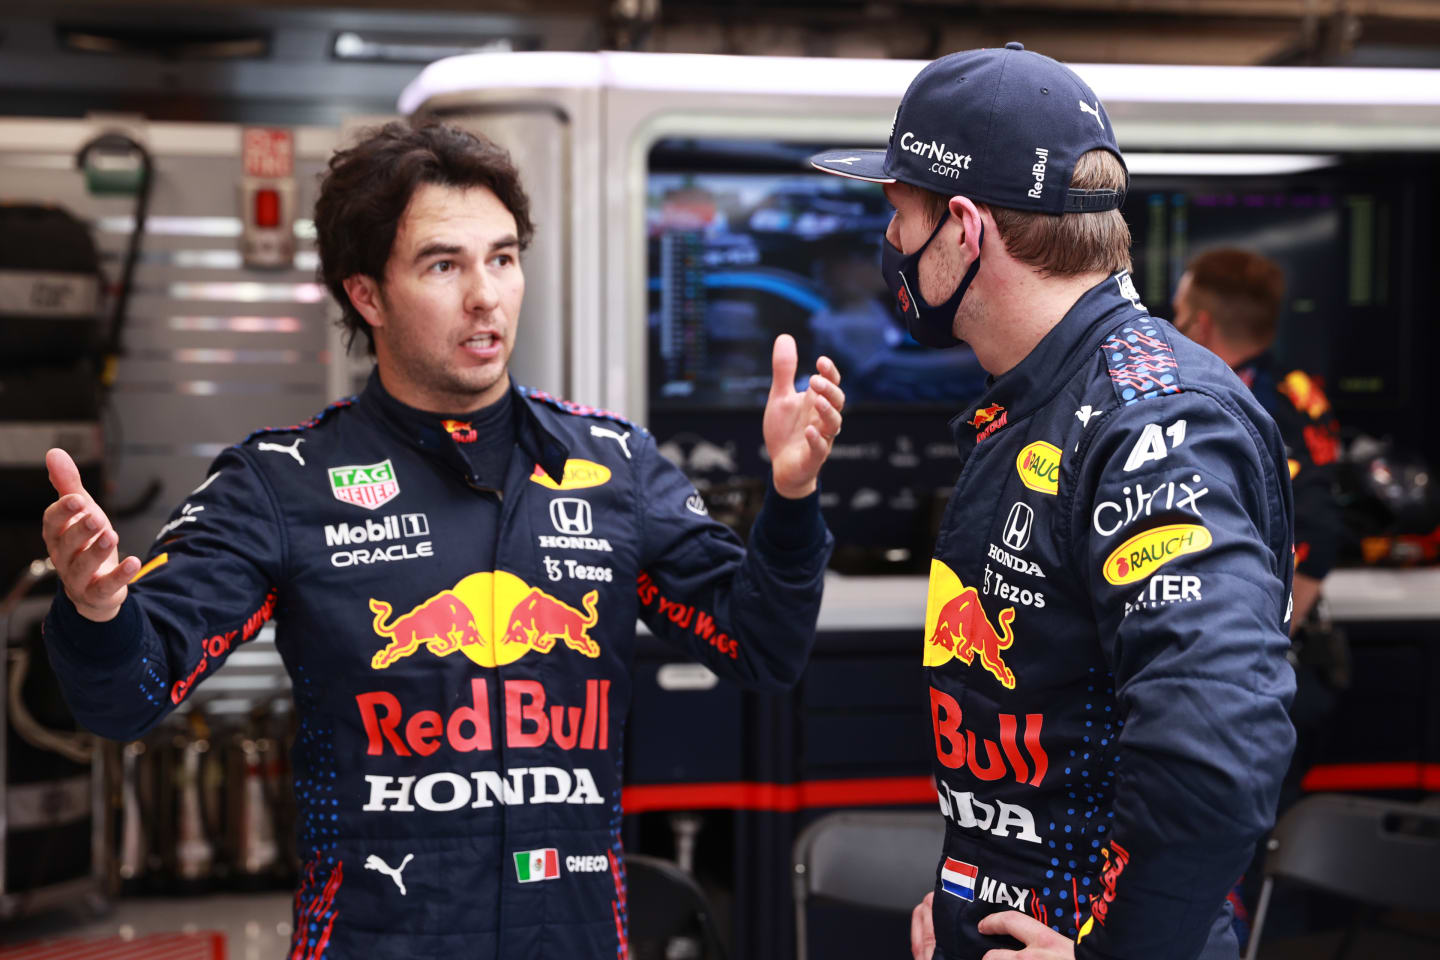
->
[[925, 274, 1296, 960], [44, 372, 832, 959], [1234, 354, 1341, 583]]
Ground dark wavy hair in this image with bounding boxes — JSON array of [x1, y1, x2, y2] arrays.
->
[[314, 121, 535, 355]]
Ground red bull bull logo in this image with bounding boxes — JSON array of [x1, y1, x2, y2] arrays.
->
[[369, 591, 483, 669], [968, 404, 1004, 428], [922, 559, 1017, 689], [503, 588, 600, 658], [369, 572, 602, 669], [442, 419, 478, 444], [1279, 370, 1330, 419]]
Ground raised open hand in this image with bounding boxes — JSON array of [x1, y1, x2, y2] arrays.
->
[[763, 334, 845, 499]]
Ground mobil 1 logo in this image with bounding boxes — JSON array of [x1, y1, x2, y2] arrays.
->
[[325, 513, 433, 567]]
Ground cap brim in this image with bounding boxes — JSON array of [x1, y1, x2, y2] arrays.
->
[[808, 149, 893, 183]]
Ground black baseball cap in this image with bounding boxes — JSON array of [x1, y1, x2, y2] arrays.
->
[[811, 42, 1127, 214]]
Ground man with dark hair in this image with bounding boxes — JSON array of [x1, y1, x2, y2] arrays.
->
[[1173, 247, 1341, 630], [40, 121, 845, 958], [811, 45, 1296, 960]]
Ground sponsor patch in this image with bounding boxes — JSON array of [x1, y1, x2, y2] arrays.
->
[[530, 459, 611, 491], [1016, 442, 1061, 495], [923, 559, 1017, 688], [330, 459, 400, 510], [1102, 523, 1212, 585]]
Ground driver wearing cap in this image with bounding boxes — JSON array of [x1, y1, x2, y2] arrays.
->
[[812, 43, 1297, 960]]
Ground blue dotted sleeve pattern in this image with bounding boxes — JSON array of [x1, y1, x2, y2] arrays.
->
[[1073, 395, 1296, 959]]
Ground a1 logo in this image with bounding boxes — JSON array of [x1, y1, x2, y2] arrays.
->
[[1123, 419, 1186, 472]]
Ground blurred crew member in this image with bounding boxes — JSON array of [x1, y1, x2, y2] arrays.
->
[[1173, 247, 1346, 943], [1173, 248, 1342, 632], [40, 122, 844, 959], [812, 44, 1296, 960]]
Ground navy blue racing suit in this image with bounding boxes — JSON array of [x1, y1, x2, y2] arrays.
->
[[923, 273, 1296, 960], [44, 372, 832, 959]]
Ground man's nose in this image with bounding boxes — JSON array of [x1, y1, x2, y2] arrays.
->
[[466, 267, 500, 312], [885, 213, 902, 252]]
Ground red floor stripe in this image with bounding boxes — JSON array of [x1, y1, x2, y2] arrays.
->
[[1301, 761, 1440, 792], [622, 775, 936, 813], [0, 933, 222, 960]]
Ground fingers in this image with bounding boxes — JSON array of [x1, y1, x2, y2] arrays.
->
[[911, 892, 936, 960], [804, 424, 830, 459], [46, 448, 87, 498], [769, 333, 799, 400], [977, 910, 1058, 945], [816, 353, 842, 386], [809, 388, 843, 440]]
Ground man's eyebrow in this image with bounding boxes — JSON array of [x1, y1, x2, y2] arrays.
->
[[488, 235, 520, 253], [412, 242, 464, 264]]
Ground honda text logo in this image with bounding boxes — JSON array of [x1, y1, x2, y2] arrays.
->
[[1002, 502, 1034, 552], [549, 498, 593, 536]]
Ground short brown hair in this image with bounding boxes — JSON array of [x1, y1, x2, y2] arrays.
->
[[314, 121, 535, 354], [1184, 248, 1285, 346], [920, 149, 1131, 277]]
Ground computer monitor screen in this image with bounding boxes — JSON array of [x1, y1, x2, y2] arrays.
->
[[646, 140, 988, 412]]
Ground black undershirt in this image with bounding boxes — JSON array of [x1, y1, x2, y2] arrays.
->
[[447, 388, 516, 492]]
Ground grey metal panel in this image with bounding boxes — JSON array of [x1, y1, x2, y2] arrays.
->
[[0, 122, 338, 637]]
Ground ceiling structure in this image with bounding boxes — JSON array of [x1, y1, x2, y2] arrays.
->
[[24, 0, 1440, 65]]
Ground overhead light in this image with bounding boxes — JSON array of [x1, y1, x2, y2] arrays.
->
[[1124, 153, 1340, 176], [333, 31, 531, 64]]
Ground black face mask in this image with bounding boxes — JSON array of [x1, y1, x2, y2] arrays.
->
[[880, 216, 984, 349]]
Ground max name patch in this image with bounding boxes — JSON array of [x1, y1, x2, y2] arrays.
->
[[1102, 523, 1211, 585]]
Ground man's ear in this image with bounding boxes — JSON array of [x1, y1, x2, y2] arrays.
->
[[1193, 309, 1215, 344], [342, 274, 385, 330], [946, 195, 985, 261]]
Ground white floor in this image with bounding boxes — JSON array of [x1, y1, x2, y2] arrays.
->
[[0, 892, 294, 959]]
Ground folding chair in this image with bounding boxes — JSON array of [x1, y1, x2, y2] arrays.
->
[[1244, 793, 1440, 960], [625, 852, 728, 960], [792, 811, 945, 960]]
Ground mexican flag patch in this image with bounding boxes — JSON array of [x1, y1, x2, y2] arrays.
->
[[514, 848, 560, 883]]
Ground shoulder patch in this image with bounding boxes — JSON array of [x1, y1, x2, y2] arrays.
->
[[242, 397, 355, 445], [518, 386, 645, 435], [1101, 321, 1182, 407], [1277, 370, 1330, 420]]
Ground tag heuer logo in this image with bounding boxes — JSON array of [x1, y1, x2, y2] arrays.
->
[[329, 459, 400, 510]]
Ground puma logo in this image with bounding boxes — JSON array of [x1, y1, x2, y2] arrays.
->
[[364, 853, 414, 895], [1078, 100, 1105, 130], [590, 425, 631, 460], [257, 437, 305, 466]]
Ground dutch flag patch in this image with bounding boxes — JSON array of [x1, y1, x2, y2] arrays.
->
[[940, 858, 979, 901]]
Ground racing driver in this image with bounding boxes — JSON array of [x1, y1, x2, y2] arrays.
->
[[41, 122, 844, 959], [811, 45, 1296, 959]]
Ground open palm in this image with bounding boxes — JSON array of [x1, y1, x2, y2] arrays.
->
[[763, 334, 845, 499]]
